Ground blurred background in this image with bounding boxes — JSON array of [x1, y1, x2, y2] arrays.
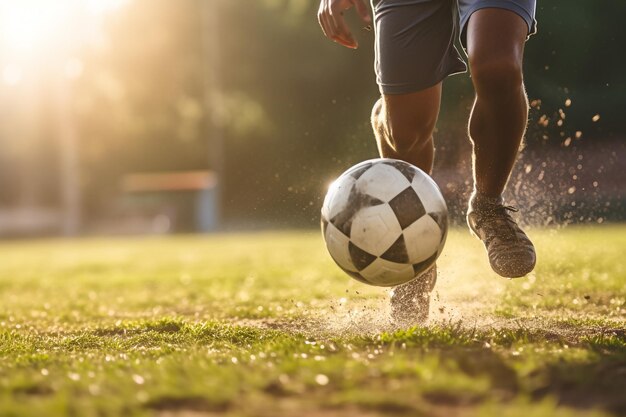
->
[[0, 0, 623, 237]]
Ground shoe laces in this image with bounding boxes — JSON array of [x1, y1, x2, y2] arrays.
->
[[476, 205, 520, 242]]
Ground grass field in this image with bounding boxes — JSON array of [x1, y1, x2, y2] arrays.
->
[[0, 226, 624, 417]]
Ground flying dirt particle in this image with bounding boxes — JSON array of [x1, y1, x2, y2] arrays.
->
[[524, 164, 532, 174], [565, 98, 572, 107], [567, 186, 576, 194], [597, 217, 604, 224], [315, 374, 330, 386], [584, 295, 591, 300], [538, 115, 549, 127], [537, 170, 545, 181], [132, 374, 145, 385], [592, 114, 601, 122], [558, 109, 566, 119], [557, 120, 563, 127], [592, 181, 598, 187], [575, 131, 583, 139], [563, 137, 572, 147]]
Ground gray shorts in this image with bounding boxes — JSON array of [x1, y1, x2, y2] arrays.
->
[[372, 0, 537, 94]]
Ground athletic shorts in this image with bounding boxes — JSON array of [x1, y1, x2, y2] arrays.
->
[[372, 0, 537, 94]]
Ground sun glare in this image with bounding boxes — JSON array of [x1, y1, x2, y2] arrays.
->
[[0, 0, 128, 56]]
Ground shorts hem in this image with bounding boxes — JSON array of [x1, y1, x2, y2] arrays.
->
[[378, 64, 467, 95], [459, 2, 537, 49]]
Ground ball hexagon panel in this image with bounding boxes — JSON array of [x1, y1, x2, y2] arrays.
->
[[343, 270, 373, 285], [324, 221, 359, 273], [403, 215, 443, 263], [347, 160, 374, 179], [350, 204, 402, 256], [381, 159, 417, 182], [348, 241, 377, 270], [322, 175, 356, 221], [411, 173, 447, 214], [359, 258, 416, 287], [380, 234, 409, 263], [428, 211, 448, 237], [412, 251, 439, 277], [388, 186, 426, 229], [355, 162, 411, 202]]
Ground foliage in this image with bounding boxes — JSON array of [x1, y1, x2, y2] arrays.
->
[[0, 0, 623, 226]]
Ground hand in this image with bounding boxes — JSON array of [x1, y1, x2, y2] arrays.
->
[[317, 0, 371, 49]]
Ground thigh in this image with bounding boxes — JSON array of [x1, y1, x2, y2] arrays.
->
[[458, 0, 537, 48], [372, 0, 466, 95], [466, 8, 528, 67]]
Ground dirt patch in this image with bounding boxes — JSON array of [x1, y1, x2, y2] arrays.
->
[[146, 396, 229, 413], [12, 384, 54, 396]]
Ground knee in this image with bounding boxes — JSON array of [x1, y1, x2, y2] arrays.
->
[[387, 118, 434, 154], [469, 54, 523, 97], [378, 110, 435, 154]]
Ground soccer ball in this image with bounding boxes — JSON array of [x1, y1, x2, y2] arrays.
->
[[321, 158, 448, 287]]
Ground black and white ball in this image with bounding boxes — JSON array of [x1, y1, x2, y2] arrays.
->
[[321, 158, 448, 287]]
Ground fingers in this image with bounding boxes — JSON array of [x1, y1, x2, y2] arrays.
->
[[317, 0, 332, 38], [330, 10, 357, 48], [353, 0, 372, 25], [317, 0, 358, 49]]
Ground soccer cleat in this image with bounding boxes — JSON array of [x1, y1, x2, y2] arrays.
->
[[390, 265, 437, 326], [467, 204, 536, 278]]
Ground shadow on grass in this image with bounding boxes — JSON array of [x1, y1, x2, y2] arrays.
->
[[374, 324, 626, 415]]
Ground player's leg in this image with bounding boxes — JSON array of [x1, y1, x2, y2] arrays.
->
[[467, 8, 528, 199], [370, 86, 442, 326], [371, 0, 464, 175], [371, 84, 442, 174], [371, 0, 464, 325], [464, 7, 536, 277]]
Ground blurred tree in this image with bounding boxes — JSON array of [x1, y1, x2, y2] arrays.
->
[[3, 0, 619, 228]]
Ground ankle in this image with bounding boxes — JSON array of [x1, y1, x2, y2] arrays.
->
[[469, 192, 504, 212]]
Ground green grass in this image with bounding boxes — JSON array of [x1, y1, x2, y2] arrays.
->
[[0, 225, 624, 417]]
